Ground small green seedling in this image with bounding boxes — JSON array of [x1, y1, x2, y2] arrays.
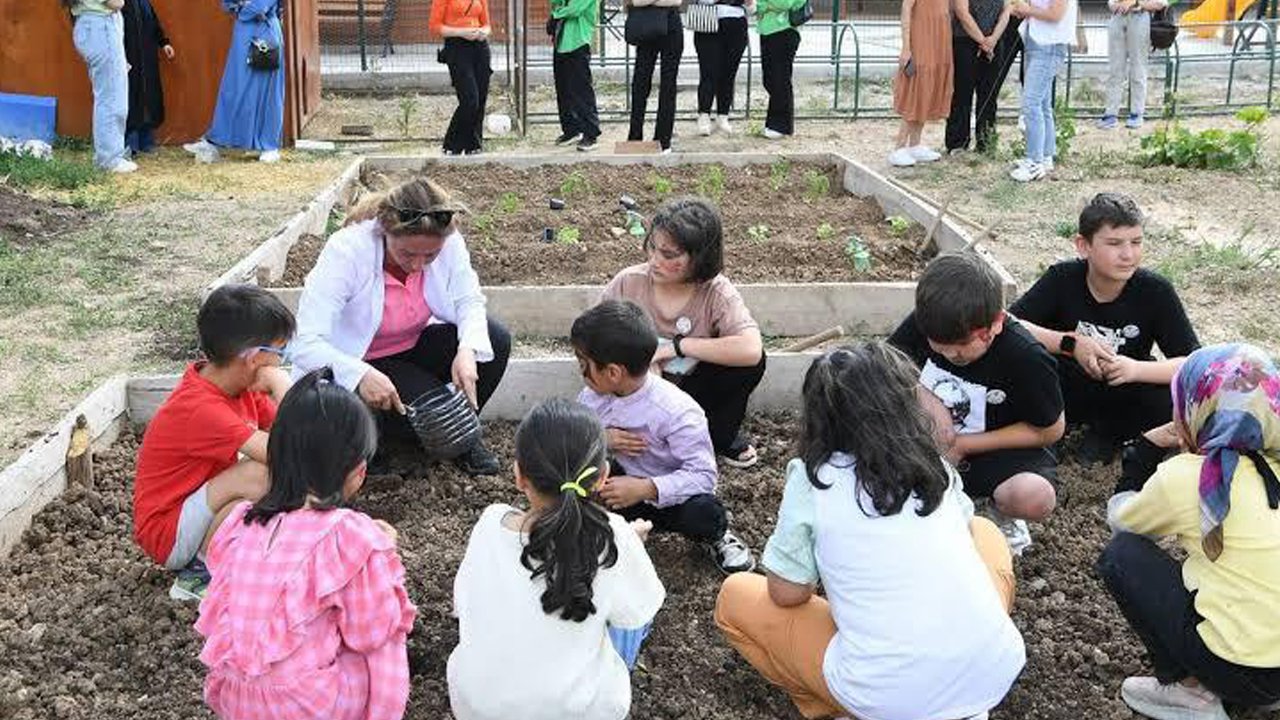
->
[[556, 226, 582, 244], [396, 96, 419, 138], [471, 213, 496, 244], [803, 169, 830, 201], [768, 159, 790, 191], [650, 173, 675, 196], [559, 170, 590, 197], [497, 192, 521, 214], [1053, 219, 1076, 238], [816, 222, 837, 240], [696, 165, 726, 200], [747, 223, 771, 242], [845, 235, 872, 272], [886, 215, 912, 237]]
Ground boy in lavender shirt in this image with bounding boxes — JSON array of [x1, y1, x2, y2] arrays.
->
[[572, 300, 756, 574]]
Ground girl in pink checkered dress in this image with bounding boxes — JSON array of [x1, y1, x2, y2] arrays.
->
[[195, 368, 417, 720]]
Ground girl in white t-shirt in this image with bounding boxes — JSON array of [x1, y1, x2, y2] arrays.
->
[[448, 398, 666, 720], [715, 342, 1026, 720]]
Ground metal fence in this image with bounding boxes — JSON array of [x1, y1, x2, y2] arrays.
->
[[316, 0, 1280, 134]]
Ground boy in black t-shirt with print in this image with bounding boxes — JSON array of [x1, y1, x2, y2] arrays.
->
[[890, 252, 1064, 551], [1009, 193, 1199, 464]]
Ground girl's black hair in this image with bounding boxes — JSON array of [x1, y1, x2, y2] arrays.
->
[[646, 196, 725, 283], [516, 398, 618, 622], [800, 342, 950, 518], [245, 367, 378, 525]]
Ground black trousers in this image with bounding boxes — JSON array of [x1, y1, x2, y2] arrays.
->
[[366, 319, 512, 444], [553, 46, 601, 141], [607, 459, 729, 543], [694, 17, 749, 115], [1060, 360, 1172, 446], [667, 353, 766, 455], [629, 22, 684, 148], [1097, 533, 1280, 706], [946, 34, 1004, 152], [442, 38, 492, 154], [760, 28, 800, 135]]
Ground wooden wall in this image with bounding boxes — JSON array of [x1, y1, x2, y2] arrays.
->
[[0, 0, 318, 146]]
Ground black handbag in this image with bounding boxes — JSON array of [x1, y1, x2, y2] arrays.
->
[[248, 36, 280, 70], [625, 5, 670, 45], [789, 0, 814, 27], [1149, 8, 1177, 50]]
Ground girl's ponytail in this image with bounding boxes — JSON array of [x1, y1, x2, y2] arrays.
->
[[514, 400, 619, 622]]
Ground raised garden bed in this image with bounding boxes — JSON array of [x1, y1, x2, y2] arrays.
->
[[6, 411, 1269, 720]]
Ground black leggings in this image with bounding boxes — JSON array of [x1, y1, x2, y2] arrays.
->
[[629, 21, 684, 147], [366, 319, 511, 444], [1097, 532, 1280, 706], [694, 17, 749, 116], [442, 37, 492, 154]]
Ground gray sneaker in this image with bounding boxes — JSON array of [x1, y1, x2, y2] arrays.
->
[[711, 529, 756, 574], [169, 558, 211, 602]]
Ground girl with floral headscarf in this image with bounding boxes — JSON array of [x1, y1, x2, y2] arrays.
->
[[1098, 343, 1280, 720]]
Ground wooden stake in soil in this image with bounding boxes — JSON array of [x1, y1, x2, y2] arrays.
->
[[614, 140, 663, 155], [781, 326, 845, 353], [917, 199, 951, 257], [65, 414, 94, 489]]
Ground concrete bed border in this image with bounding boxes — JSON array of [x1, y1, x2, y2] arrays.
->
[[218, 152, 1017, 337]]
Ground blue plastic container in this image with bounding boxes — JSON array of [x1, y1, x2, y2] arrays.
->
[[0, 92, 57, 144]]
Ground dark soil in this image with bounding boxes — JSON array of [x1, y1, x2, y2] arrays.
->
[[0, 419, 1270, 720], [274, 233, 326, 287], [268, 162, 930, 287], [0, 186, 94, 244]]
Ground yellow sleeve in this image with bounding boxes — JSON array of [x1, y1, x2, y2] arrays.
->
[[1114, 457, 1201, 537]]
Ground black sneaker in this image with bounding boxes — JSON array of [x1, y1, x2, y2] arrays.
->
[[1078, 427, 1119, 466], [555, 131, 583, 146], [576, 136, 599, 152], [455, 441, 501, 476]]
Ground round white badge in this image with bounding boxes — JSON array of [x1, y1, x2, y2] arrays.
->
[[1123, 324, 1140, 339], [676, 316, 693, 335], [986, 389, 1007, 405]]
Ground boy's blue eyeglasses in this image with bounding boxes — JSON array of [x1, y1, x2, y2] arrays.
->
[[242, 345, 289, 360]]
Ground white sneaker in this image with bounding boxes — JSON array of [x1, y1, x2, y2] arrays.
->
[[697, 113, 712, 136], [109, 158, 138, 174], [762, 127, 785, 140], [1042, 157, 1055, 172], [182, 138, 215, 155], [195, 147, 220, 164], [1120, 677, 1230, 720], [992, 511, 1033, 556], [711, 529, 756, 574], [716, 114, 733, 134], [1009, 159, 1046, 182], [258, 150, 281, 163], [909, 145, 942, 163], [888, 147, 917, 167]]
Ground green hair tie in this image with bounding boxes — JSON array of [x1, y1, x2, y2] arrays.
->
[[559, 465, 598, 498]]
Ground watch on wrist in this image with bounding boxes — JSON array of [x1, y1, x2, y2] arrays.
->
[[1059, 334, 1077, 356], [673, 334, 686, 358]]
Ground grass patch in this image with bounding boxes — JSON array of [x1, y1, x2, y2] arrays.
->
[[1154, 237, 1277, 289], [0, 151, 104, 191]]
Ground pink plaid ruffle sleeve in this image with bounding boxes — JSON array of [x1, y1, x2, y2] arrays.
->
[[196, 502, 417, 720]]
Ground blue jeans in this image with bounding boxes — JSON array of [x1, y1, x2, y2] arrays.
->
[[1022, 35, 1067, 164], [72, 13, 129, 169]]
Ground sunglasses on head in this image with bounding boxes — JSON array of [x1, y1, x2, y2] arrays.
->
[[396, 207, 455, 228]]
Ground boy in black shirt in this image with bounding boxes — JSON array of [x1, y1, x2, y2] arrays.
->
[[890, 252, 1064, 548], [1009, 193, 1199, 463]]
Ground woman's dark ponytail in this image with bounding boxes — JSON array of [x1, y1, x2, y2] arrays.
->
[[515, 400, 619, 622]]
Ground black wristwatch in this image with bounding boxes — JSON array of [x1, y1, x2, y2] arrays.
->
[[1059, 334, 1077, 356], [673, 334, 686, 358]]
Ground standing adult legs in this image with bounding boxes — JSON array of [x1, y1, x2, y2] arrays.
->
[[629, 42, 660, 141], [553, 51, 579, 137], [1126, 12, 1151, 118], [973, 49, 1001, 151], [472, 41, 493, 151], [946, 34, 980, 151], [654, 27, 684, 147], [761, 29, 799, 135], [74, 14, 130, 170], [695, 31, 723, 115], [567, 47, 601, 141], [443, 39, 482, 154], [717, 18, 749, 116], [1104, 13, 1130, 119]]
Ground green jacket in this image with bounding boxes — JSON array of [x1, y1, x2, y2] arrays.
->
[[756, 0, 802, 35], [552, 0, 598, 53]]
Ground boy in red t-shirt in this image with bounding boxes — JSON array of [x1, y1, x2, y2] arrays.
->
[[134, 284, 295, 600]]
